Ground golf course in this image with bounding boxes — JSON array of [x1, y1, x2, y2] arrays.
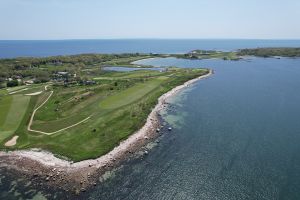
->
[[0, 65, 209, 161]]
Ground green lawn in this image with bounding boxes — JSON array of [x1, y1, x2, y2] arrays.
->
[[0, 94, 30, 142], [94, 70, 162, 79], [6, 85, 28, 92], [0, 95, 13, 128], [0, 67, 209, 161], [100, 77, 167, 109]]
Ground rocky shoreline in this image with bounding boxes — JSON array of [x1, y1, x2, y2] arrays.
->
[[0, 70, 212, 196]]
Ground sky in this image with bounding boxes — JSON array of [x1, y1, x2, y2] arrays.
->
[[0, 0, 300, 40]]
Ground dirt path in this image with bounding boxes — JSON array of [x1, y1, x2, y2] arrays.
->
[[27, 85, 91, 135]]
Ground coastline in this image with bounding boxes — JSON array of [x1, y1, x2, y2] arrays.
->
[[0, 69, 213, 192]]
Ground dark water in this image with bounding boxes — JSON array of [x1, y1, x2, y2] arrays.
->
[[1, 44, 300, 199], [1, 39, 300, 58], [1, 57, 300, 200], [85, 57, 300, 200]]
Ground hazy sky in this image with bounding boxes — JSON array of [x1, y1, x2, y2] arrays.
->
[[1, 0, 300, 40]]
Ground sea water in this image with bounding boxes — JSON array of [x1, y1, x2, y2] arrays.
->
[[1, 39, 300, 58], [1, 40, 300, 199], [87, 57, 300, 200]]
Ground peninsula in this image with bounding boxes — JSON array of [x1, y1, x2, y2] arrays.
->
[[0, 47, 298, 194]]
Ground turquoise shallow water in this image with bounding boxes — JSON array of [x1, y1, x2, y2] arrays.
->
[[1, 57, 300, 200]]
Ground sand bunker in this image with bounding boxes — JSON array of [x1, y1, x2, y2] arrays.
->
[[5, 136, 19, 147], [8, 88, 29, 95], [25, 91, 43, 96]]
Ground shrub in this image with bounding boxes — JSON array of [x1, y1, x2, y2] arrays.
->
[[7, 80, 18, 87]]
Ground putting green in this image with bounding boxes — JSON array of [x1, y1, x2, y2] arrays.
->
[[0, 94, 30, 142]]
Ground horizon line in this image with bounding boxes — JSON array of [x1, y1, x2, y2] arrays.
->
[[1, 38, 300, 41]]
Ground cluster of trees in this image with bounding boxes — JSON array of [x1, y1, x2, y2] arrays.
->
[[6, 80, 18, 87], [0, 53, 147, 88], [238, 48, 300, 57]]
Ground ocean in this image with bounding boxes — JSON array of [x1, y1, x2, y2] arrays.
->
[[1, 40, 300, 199], [0, 39, 300, 58], [97, 56, 300, 200]]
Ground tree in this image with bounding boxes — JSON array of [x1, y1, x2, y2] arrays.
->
[[0, 77, 5, 88], [34, 70, 50, 83], [7, 80, 18, 87]]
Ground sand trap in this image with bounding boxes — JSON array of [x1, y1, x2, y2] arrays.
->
[[5, 136, 19, 147], [25, 91, 43, 96]]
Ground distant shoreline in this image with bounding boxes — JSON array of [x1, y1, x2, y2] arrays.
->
[[0, 69, 213, 194], [1, 40, 300, 59]]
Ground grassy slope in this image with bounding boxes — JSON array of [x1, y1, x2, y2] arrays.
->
[[0, 68, 209, 161], [0, 94, 30, 142], [93, 70, 162, 80], [100, 77, 167, 109], [0, 95, 13, 141]]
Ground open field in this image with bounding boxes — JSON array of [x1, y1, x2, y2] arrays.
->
[[0, 66, 209, 161], [100, 77, 167, 109]]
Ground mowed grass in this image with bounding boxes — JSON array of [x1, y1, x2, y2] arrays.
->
[[0, 88, 8, 96], [6, 85, 28, 92], [100, 77, 167, 109], [94, 70, 163, 80], [0, 94, 30, 142], [0, 68, 209, 161], [0, 95, 13, 127], [31, 85, 108, 132]]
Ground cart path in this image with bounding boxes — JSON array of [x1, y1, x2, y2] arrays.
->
[[27, 85, 91, 135]]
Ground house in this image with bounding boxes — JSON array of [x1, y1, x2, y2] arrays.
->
[[53, 71, 69, 82]]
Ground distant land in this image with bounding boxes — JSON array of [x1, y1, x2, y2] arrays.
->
[[178, 47, 300, 60]]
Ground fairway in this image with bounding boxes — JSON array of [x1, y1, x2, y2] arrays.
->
[[94, 70, 163, 80], [0, 95, 13, 127], [100, 77, 166, 109], [0, 94, 30, 142], [0, 64, 209, 161]]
